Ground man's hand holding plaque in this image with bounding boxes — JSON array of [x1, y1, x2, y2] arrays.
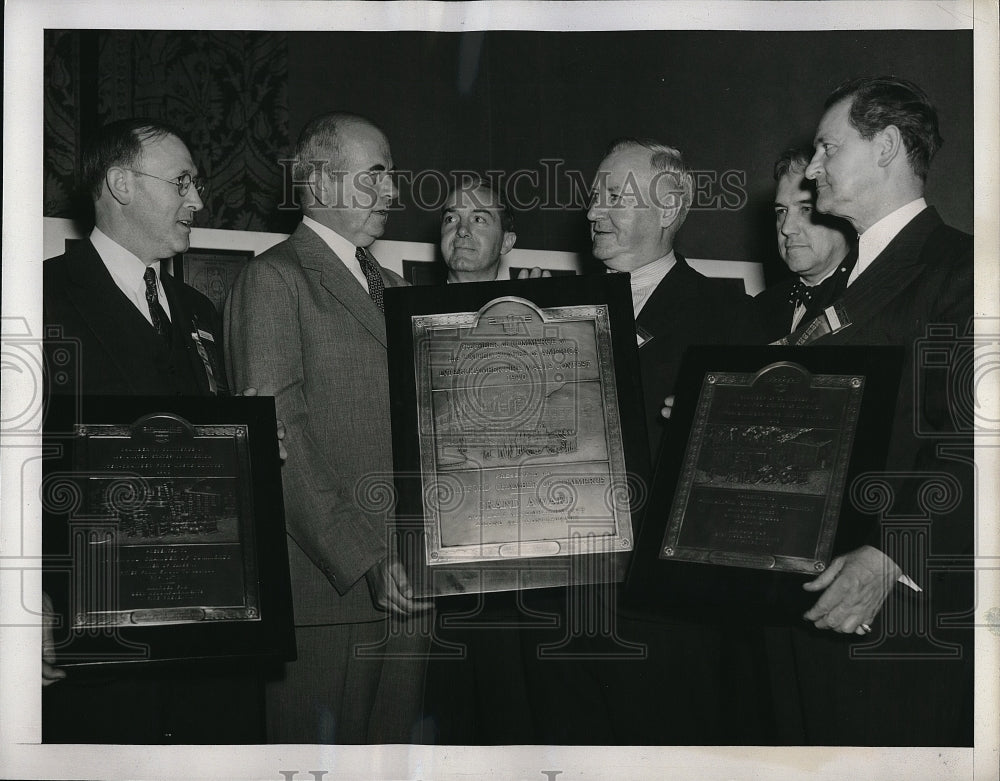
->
[[365, 554, 433, 617], [802, 544, 902, 635]]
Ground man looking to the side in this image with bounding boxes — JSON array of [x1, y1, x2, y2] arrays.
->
[[754, 147, 855, 342], [42, 118, 264, 744], [226, 111, 431, 744], [769, 75, 974, 746], [520, 138, 766, 746]]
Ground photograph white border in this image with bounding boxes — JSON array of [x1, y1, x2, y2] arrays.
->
[[3, 2, 997, 780]]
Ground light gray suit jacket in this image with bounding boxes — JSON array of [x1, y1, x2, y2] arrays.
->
[[225, 221, 407, 626]]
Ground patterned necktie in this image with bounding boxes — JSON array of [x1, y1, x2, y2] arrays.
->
[[143, 267, 171, 340], [355, 246, 385, 313]]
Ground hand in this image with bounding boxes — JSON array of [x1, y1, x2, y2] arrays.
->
[[239, 387, 288, 462], [661, 395, 675, 420], [365, 556, 432, 617], [516, 267, 552, 279], [42, 591, 66, 687], [802, 545, 901, 634]]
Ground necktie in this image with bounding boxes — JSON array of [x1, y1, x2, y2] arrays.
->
[[143, 267, 171, 341], [355, 246, 385, 313]]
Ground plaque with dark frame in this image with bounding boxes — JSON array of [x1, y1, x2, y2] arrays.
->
[[625, 345, 903, 621], [174, 247, 255, 315], [42, 395, 295, 667], [385, 274, 650, 598]]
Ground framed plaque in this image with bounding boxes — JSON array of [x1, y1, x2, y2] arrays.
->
[[385, 275, 650, 597], [43, 395, 295, 667], [174, 247, 254, 315], [625, 346, 903, 620]]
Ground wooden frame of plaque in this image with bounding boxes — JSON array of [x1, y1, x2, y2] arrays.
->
[[625, 345, 903, 620], [385, 275, 650, 597], [42, 395, 295, 667]]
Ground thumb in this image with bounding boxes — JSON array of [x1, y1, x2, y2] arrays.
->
[[802, 555, 844, 592]]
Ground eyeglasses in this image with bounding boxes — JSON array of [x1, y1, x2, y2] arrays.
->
[[126, 169, 206, 197]]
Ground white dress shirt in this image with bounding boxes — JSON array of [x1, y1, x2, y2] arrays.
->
[[90, 226, 171, 325], [848, 197, 927, 287], [302, 215, 371, 293], [619, 251, 677, 317]]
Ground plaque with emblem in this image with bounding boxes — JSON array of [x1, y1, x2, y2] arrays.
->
[[385, 275, 649, 597], [625, 346, 903, 618], [42, 395, 295, 667]]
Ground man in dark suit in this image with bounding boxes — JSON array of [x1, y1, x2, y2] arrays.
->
[[767, 76, 974, 745], [41, 118, 261, 743], [587, 138, 763, 460], [754, 147, 855, 342], [44, 119, 225, 398], [521, 139, 766, 745], [225, 112, 431, 744]]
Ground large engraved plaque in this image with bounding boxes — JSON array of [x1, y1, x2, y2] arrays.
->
[[413, 297, 632, 565], [43, 396, 295, 667], [660, 361, 863, 574], [71, 413, 259, 627]]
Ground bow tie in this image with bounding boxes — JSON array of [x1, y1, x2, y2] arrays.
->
[[788, 278, 819, 308]]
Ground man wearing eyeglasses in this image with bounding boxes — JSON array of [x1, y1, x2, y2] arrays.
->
[[41, 119, 263, 744], [43, 117, 225, 397]]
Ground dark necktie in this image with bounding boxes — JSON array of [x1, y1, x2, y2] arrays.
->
[[355, 246, 385, 313], [143, 267, 171, 341]]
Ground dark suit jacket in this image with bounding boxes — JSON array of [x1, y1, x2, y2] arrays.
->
[[41, 237, 255, 744], [44, 239, 227, 396], [225, 222, 407, 626], [636, 254, 765, 460], [753, 276, 796, 343], [770, 206, 974, 746]]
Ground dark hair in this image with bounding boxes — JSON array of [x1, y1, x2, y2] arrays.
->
[[81, 118, 187, 201], [825, 76, 942, 179], [443, 175, 515, 233], [293, 111, 381, 182], [773, 146, 814, 181]]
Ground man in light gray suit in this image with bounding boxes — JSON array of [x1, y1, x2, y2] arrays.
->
[[225, 112, 430, 744]]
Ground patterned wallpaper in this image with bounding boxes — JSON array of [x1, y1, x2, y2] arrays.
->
[[44, 30, 291, 232]]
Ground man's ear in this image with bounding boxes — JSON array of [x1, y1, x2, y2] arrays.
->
[[658, 197, 683, 230], [300, 164, 328, 208], [876, 125, 905, 169], [500, 231, 517, 255], [105, 167, 132, 205]]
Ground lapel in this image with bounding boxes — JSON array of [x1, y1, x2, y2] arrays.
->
[[161, 271, 218, 395], [781, 207, 942, 345], [60, 240, 164, 391], [834, 208, 939, 330], [290, 223, 388, 346], [636, 253, 698, 334]]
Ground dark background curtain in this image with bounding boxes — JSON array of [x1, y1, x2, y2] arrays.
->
[[44, 29, 972, 281]]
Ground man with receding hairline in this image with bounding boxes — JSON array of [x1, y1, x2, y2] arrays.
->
[[226, 111, 431, 743], [768, 76, 974, 746], [42, 117, 264, 744]]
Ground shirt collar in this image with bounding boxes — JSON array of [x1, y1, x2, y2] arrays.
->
[[302, 215, 363, 265], [851, 197, 927, 285], [626, 251, 676, 288], [90, 226, 161, 285]]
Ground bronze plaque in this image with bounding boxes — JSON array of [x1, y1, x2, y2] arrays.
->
[[70, 413, 261, 626], [660, 361, 863, 574], [412, 297, 632, 565]]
